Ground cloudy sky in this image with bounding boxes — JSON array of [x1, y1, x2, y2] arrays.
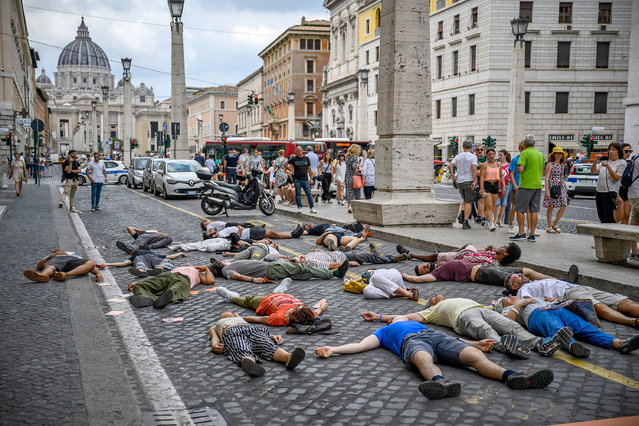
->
[[25, 0, 328, 101]]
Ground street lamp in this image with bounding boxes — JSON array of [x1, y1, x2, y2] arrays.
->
[[101, 85, 110, 155], [505, 18, 529, 154], [122, 58, 133, 162], [168, 0, 188, 159], [287, 92, 295, 104], [287, 92, 295, 140], [510, 18, 529, 47]]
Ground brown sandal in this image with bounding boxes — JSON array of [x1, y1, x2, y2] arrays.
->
[[53, 271, 68, 281], [407, 288, 419, 301]]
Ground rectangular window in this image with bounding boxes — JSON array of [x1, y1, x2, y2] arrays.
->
[[471, 7, 478, 28], [374, 74, 379, 94], [436, 100, 441, 119], [555, 92, 569, 113], [140, 96, 145, 103], [306, 101, 314, 115], [596, 42, 610, 68], [594, 92, 608, 113], [366, 50, 370, 65], [469, 94, 475, 115], [365, 18, 370, 35], [557, 42, 571, 68], [452, 97, 457, 117], [220, 100, 225, 109], [559, 2, 572, 23], [598, 3, 612, 24], [525, 41, 532, 68], [374, 110, 378, 126], [525, 91, 530, 113], [519, 2, 533, 22], [453, 15, 460, 34], [308, 39, 314, 50], [315, 39, 320, 50], [470, 46, 476, 71], [306, 60, 314, 73], [452, 50, 459, 75], [376, 46, 379, 62], [150, 121, 158, 138], [437, 55, 443, 79], [306, 79, 314, 92], [437, 21, 443, 40], [300, 39, 306, 49]]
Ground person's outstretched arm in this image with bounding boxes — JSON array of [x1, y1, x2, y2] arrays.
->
[[315, 334, 380, 358], [207, 327, 224, 353], [242, 315, 269, 324], [401, 272, 437, 283], [104, 260, 133, 268], [361, 311, 424, 323]]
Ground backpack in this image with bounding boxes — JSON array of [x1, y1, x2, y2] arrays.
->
[[620, 154, 639, 188]]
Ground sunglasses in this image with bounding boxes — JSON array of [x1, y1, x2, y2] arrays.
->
[[624, 150, 632, 153]]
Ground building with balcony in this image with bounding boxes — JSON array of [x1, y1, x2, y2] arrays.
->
[[236, 67, 264, 138], [186, 85, 238, 152]]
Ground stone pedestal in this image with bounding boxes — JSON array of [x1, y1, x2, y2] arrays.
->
[[351, 0, 458, 226]]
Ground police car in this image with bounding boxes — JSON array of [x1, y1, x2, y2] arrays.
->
[[78, 160, 128, 185], [566, 163, 598, 197]]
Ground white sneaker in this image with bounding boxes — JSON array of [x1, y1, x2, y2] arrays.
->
[[297, 207, 303, 213], [489, 223, 497, 231], [69, 208, 81, 213], [273, 277, 292, 293], [310, 208, 318, 214], [508, 225, 515, 234], [216, 286, 240, 302]]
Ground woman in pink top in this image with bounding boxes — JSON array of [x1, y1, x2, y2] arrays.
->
[[480, 148, 505, 231], [496, 150, 512, 227]]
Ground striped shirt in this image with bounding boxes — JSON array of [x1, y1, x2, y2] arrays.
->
[[305, 251, 347, 270]]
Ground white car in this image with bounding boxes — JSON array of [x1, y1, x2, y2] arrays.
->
[[153, 159, 204, 199], [79, 160, 128, 185], [566, 162, 598, 197]]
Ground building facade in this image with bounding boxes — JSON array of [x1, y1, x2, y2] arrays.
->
[[357, 0, 381, 143], [429, 0, 631, 158], [236, 67, 264, 138], [134, 99, 170, 155], [259, 17, 330, 140], [186, 85, 238, 152]]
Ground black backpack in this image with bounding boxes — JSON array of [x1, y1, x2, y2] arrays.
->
[[620, 155, 639, 188]]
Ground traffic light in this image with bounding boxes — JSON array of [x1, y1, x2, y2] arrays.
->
[[38, 134, 44, 146], [130, 138, 135, 150], [482, 135, 496, 149], [165, 134, 171, 149], [248, 94, 253, 105], [449, 137, 458, 156], [581, 134, 596, 156], [4, 134, 10, 146], [222, 136, 227, 143], [253, 94, 259, 105]]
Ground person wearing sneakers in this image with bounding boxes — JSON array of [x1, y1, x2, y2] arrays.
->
[[542, 147, 570, 234], [362, 294, 572, 359], [205, 223, 304, 241], [510, 134, 545, 242], [315, 316, 554, 400], [285, 145, 317, 214], [59, 150, 82, 213], [448, 139, 478, 230], [100, 250, 187, 277], [24, 250, 103, 283], [479, 148, 505, 232], [302, 222, 367, 236], [316, 229, 372, 252], [494, 295, 639, 357], [292, 247, 408, 270], [210, 258, 349, 282], [127, 265, 215, 308], [215, 278, 327, 327], [116, 226, 173, 256], [206, 309, 306, 377], [396, 243, 521, 266]]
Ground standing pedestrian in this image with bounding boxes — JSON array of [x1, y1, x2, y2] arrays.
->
[[626, 147, 639, 260], [305, 146, 319, 187], [0, 153, 8, 189], [345, 143, 362, 213], [272, 150, 288, 194], [473, 145, 487, 223], [59, 150, 82, 213], [238, 148, 251, 175], [615, 143, 633, 224], [591, 142, 626, 223], [205, 154, 219, 180], [25, 153, 33, 177], [449, 139, 478, 230], [542, 147, 569, 233], [8, 152, 27, 196], [496, 149, 511, 227], [86, 152, 107, 211], [479, 148, 503, 231], [362, 148, 376, 200], [510, 134, 544, 242], [285, 146, 317, 213], [320, 152, 333, 203], [508, 142, 527, 234], [223, 149, 239, 184], [194, 151, 205, 167], [333, 152, 346, 205], [249, 149, 265, 175], [39, 154, 46, 176]]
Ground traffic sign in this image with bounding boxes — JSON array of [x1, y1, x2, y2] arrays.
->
[[171, 122, 180, 137], [13, 134, 18, 142], [0, 128, 9, 133], [163, 121, 167, 132], [219, 122, 229, 133], [16, 118, 32, 127], [114, 141, 120, 149], [31, 119, 45, 132]]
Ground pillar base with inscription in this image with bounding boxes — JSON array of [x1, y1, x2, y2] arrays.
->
[[352, 193, 459, 227]]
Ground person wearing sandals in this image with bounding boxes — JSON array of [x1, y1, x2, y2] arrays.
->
[[24, 250, 103, 283], [316, 315, 554, 400], [8, 152, 27, 196], [99, 250, 187, 277], [542, 147, 570, 234], [479, 148, 504, 231], [333, 152, 347, 205], [206, 309, 305, 377], [344, 144, 362, 213], [361, 268, 419, 301]]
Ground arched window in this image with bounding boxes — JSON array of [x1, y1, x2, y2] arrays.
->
[[374, 8, 381, 29]]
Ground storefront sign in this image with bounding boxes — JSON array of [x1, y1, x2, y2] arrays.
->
[[549, 135, 574, 141], [593, 134, 613, 141]]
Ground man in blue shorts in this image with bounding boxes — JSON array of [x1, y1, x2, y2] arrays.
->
[[315, 316, 554, 400]]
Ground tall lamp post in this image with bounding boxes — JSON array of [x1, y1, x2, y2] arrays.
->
[[91, 99, 97, 153], [101, 85, 110, 156], [82, 113, 88, 152], [357, 69, 369, 141], [168, 0, 188, 159], [122, 57, 132, 163], [287, 92, 295, 140], [505, 17, 529, 154]]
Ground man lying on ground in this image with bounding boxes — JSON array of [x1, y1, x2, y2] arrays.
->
[[493, 295, 639, 357], [303, 222, 368, 236], [361, 293, 572, 359], [316, 230, 372, 252], [396, 243, 521, 266], [200, 220, 263, 233], [24, 250, 103, 283], [128, 264, 215, 308], [100, 250, 187, 277], [290, 245, 408, 270], [206, 224, 303, 241], [215, 278, 327, 326], [116, 226, 173, 255], [210, 258, 348, 282], [206, 309, 305, 377], [219, 240, 281, 262], [315, 316, 554, 400]]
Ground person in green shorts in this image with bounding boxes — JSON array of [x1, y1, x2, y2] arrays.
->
[[209, 258, 349, 283], [128, 265, 215, 308]]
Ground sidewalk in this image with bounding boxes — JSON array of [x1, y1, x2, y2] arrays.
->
[[275, 198, 639, 299]]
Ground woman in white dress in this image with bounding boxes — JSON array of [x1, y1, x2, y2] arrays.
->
[[9, 152, 27, 196]]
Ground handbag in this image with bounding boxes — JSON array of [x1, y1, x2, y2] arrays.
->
[[352, 174, 364, 189], [343, 277, 367, 293], [549, 185, 562, 199]]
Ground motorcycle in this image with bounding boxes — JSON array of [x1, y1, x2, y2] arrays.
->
[[196, 167, 275, 216]]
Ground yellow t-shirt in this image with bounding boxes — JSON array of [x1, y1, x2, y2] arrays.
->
[[418, 298, 482, 334]]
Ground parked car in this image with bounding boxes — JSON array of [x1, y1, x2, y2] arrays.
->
[[142, 158, 165, 193], [153, 159, 204, 199], [78, 160, 128, 185], [127, 157, 151, 189], [566, 162, 598, 197]]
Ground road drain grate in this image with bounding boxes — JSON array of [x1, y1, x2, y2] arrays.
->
[[142, 407, 226, 425]]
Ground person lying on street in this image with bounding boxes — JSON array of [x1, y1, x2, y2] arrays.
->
[[205, 223, 304, 241], [209, 258, 349, 282], [200, 220, 263, 234], [24, 250, 103, 283], [116, 226, 173, 255], [493, 295, 639, 357], [360, 268, 419, 301], [221, 240, 281, 262], [127, 264, 215, 308], [290, 246, 408, 270], [100, 250, 187, 277], [316, 230, 372, 252], [303, 222, 368, 236], [206, 309, 305, 377], [315, 316, 554, 400], [396, 243, 521, 266], [505, 274, 639, 330], [168, 236, 232, 253], [215, 278, 327, 326], [361, 293, 573, 359]]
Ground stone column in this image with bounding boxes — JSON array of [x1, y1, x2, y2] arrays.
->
[[351, 0, 458, 226], [246, 106, 252, 138], [357, 70, 369, 141], [288, 95, 296, 140], [624, 0, 639, 152], [170, 21, 189, 159], [102, 96, 109, 156], [506, 42, 526, 154], [92, 109, 97, 153], [123, 77, 132, 163]]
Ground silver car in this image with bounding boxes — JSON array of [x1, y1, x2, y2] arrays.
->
[[142, 158, 165, 193], [566, 163, 598, 197], [153, 159, 204, 199], [127, 157, 151, 189]]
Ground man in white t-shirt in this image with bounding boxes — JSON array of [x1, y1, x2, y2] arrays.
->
[[305, 146, 319, 186], [86, 152, 107, 211], [449, 139, 478, 229]]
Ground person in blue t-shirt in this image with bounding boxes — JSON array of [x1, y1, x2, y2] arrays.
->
[[315, 316, 554, 400], [224, 149, 240, 184]]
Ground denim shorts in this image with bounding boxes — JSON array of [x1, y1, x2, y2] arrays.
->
[[400, 330, 469, 369], [496, 188, 511, 207], [475, 265, 523, 286]]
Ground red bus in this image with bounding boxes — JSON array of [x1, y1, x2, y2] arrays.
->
[[313, 138, 372, 158], [204, 138, 326, 167]]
